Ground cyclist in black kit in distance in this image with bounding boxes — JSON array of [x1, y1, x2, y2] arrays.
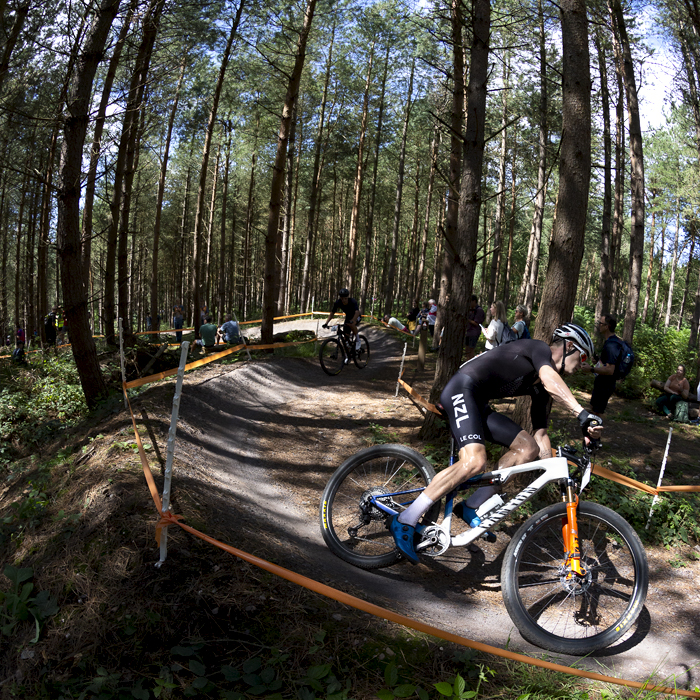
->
[[323, 288, 362, 351], [390, 323, 603, 564]]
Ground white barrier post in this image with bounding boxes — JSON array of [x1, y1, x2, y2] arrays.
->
[[646, 426, 673, 530], [232, 311, 252, 361], [119, 317, 127, 409], [157, 340, 190, 566], [396, 342, 407, 397]]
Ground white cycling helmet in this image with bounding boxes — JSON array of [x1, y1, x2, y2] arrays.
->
[[552, 323, 594, 359]]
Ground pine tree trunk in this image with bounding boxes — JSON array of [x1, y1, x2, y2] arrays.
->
[[150, 53, 186, 340], [664, 204, 681, 329], [383, 58, 414, 318], [261, 0, 317, 344], [83, 0, 136, 296], [421, 0, 491, 437], [191, 1, 245, 337], [346, 42, 373, 293], [56, 0, 119, 408], [487, 56, 509, 307], [300, 25, 334, 312], [522, 0, 548, 315], [414, 127, 439, 302], [678, 228, 696, 329], [512, 0, 591, 434], [594, 27, 613, 327], [610, 0, 644, 344], [435, 0, 465, 341], [360, 43, 390, 313]]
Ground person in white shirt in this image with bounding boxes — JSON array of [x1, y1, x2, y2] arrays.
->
[[481, 300, 508, 350]]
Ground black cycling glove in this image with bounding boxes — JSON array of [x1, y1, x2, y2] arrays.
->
[[322, 323, 328, 329], [577, 409, 602, 437]]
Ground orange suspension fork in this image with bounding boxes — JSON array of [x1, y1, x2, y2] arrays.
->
[[562, 487, 584, 577]]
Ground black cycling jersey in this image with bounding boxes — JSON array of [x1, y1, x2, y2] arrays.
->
[[440, 339, 554, 448], [331, 297, 360, 324]]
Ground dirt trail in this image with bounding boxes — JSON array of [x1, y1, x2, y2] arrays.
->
[[171, 321, 700, 690]]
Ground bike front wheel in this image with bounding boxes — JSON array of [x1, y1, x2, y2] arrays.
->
[[319, 338, 345, 375], [354, 334, 370, 369], [501, 501, 648, 655], [320, 444, 439, 569]]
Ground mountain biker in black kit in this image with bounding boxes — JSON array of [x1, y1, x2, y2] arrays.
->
[[390, 323, 603, 564], [323, 288, 362, 351]]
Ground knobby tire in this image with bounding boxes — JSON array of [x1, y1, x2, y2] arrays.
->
[[320, 444, 439, 569], [501, 501, 648, 654], [319, 338, 345, 376]]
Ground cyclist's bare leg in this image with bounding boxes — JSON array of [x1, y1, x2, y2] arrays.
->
[[420, 443, 486, 505], [496, 430, 540, 468], [397, 443, 487, 527]]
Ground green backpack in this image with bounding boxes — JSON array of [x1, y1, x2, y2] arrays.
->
[[673, 400, 690, 424]]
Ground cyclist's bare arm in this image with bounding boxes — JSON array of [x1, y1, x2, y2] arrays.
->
[[539, 365, 602, 439]]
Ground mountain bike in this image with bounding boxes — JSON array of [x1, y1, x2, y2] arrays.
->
[[319, 324, 370, 376], [319, 440, 648, 655]]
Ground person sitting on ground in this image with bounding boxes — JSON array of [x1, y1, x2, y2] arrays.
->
[[512, 305, 530, 339], [389, 322, 600, 564], [199, 315, 218, 352], [322, 288, 362, 351], [406, 301, 420, 333], [481, 300, 508, 350], [383, 315, 412, 335], [219, 314, 242, 344], [655, 365, 690, 420]]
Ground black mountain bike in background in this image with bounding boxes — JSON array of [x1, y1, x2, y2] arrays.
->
[[319, 324, 370, 375]]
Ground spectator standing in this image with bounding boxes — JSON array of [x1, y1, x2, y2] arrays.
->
[[465, 295, 485, 359], [589, 314, 622, 415], [173, 304, 184, 343], [427, 299, 437, 337], [655, 365, 690, 419], [481, 300, 507, 350], [16, 324, 25, 346], [512, 305, 530, 339], [44, 308, 57, 346]]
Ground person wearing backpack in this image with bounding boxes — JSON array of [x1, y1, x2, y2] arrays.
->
[[512, 305, 531, 340], [590, 314, 624, 414], [481, 300, 508, 350]]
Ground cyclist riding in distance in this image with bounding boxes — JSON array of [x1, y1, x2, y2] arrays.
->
[[323, 288, 362, 351], [390, 322, 603, 564]]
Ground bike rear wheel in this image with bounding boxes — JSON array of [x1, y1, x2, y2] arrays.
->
[[319, 338, 345, 375], [354, 334, 370, 368], [501, 501, 648, 654], [320, 444, 439, 569]]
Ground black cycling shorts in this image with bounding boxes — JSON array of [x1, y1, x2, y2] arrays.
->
[[439, 373, 522, 449]]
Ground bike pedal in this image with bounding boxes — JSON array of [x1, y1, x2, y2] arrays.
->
[[481, 531, 497, 543]]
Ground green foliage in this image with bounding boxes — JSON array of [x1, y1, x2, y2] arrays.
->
[[585, 457, 700, 546], [0, 353, 87, 451], [0, 565, 59, 642], [618, 323, 696, 401]]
